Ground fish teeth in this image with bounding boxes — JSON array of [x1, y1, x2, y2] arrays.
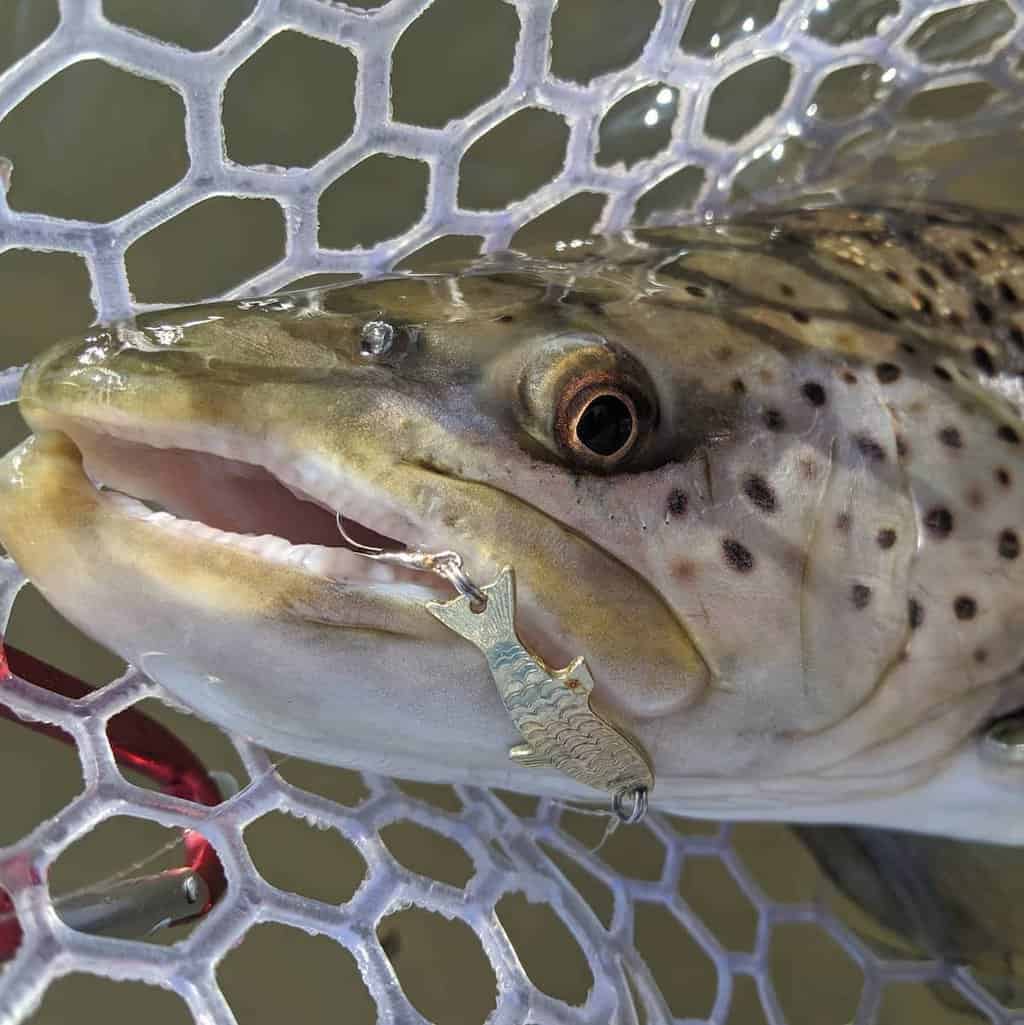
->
[[78, 417, 463, 593], [77, 417, 431, 552], [97, 483, 455, 601]]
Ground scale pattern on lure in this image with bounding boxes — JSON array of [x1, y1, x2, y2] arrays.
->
[[426, 567, 654, 799]]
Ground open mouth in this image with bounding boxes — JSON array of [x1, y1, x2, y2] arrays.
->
[[52, 417, 456, 599]]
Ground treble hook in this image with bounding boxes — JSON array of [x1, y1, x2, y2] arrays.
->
[[335, 512, 488, 611]]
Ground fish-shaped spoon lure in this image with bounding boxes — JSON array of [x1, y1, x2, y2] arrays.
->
[[425, 567, 654, 822], [334, 514, 652, 821]]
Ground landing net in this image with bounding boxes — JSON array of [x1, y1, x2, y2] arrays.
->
[[0, 1, 1022, 1023]]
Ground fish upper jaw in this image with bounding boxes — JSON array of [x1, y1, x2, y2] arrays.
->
[[18, 398, 482, 594]]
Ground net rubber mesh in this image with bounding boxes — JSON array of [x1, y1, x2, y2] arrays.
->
[[1, 1, 1023, 1023]]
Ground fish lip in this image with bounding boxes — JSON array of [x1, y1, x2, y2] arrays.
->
[[30, 408, 466, 600]]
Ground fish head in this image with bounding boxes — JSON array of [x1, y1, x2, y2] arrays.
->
[[1, 268, 726, 785]]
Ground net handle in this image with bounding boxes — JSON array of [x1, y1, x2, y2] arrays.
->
[[0, 643, 226, 960]]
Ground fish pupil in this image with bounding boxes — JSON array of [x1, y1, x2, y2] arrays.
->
[[576, 394, 634, 456]]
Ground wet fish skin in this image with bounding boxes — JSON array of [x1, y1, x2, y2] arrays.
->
[[0, 202, 1023, 840]]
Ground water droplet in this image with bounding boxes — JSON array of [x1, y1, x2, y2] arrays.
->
[[361, 320, 395, 357]]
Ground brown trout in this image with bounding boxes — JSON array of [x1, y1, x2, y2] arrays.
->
[[2, 201, 1024, 843]]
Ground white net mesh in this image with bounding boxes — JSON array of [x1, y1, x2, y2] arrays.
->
[[1, 0, 1023, 1022]]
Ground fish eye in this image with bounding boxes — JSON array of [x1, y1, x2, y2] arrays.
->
[[515, 334, 657, 471], [559, 382, 640, 466]]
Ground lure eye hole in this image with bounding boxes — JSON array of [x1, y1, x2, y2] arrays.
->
[[563, 385, 639, 465]]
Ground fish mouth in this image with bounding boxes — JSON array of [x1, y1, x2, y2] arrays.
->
[[27, 411, 463, 605]]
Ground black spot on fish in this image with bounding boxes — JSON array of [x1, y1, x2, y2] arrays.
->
[[974, 301, 994, 326], [854, 435, 886, 462], [933, 365, 953, 382], [916, 267, 937, 289], [915, 293, 934, 316], [851, 583, 872, 610], [973, 238, 993, 255], [667, 489, 689, 518], [924, 506, 953, 538], [791, 310, 811, 325], [938, 426, 963, 449], [497, 314, 515, 323], [841, 371, 858, 385], [801, 381, 826, 406], [996, 467, 1012, 487], [947, 311, 964, 328], [998, 528, 1020, 559], [875, 362, 901, 383], [885, 269, 902, 283], [909, 597, 924, 629], [953, 595, 977, 620], [779, 282, 795, 297], [895, 435, 909, 458], [764, 409, 786, 431], [974, 648, 988, 664], [731, 378, 747, 394], [876, 528, 897, 549], [722, 538, 754, 573], [998, 280, 1018, 304], [957, 249, 977, 269], [998, 425, 1021, 445], [900, 342, 917, 355], [973, 346, 996, 375], [835, 512, 851, 532], [685, 285, 706, 298], [743, 474, 777, 513], [1010, 326, 1024, 348]]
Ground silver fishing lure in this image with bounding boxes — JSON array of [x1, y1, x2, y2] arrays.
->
[[335, 514, 653, 822]]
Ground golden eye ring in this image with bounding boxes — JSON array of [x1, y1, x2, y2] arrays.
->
[[559, 382, 639, 467]]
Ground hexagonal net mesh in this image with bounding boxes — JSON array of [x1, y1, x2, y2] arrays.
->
[[0, 0, 1023, 1023]]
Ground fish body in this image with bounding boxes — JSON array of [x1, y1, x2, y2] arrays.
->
[[3, 201, 1024, 841]]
